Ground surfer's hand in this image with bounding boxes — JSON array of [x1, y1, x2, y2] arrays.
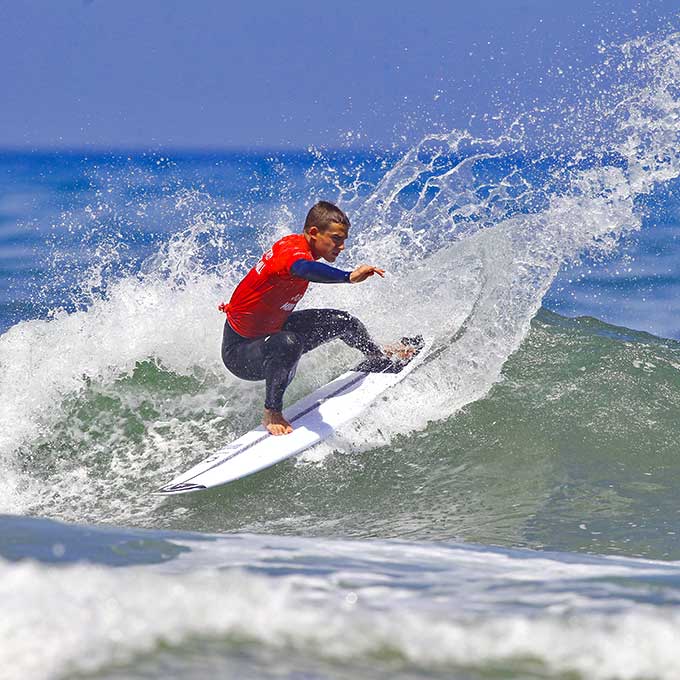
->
[[349, 265, 385, 283]]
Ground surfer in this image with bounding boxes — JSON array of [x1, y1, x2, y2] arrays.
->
[[219, 200, 414, 435]]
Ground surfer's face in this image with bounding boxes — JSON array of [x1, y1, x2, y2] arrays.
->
[[308, 222, 348, 262]]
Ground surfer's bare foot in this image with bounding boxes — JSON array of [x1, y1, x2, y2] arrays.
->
[[382, 343, 415, 362], [263, 408, 293, 436]]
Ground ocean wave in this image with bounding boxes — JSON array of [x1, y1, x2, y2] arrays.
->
[[1, 308, 679, 562], [3, 520, 680, 680], [2, 29, 680, 554]]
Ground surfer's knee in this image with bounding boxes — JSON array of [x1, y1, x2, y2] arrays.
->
[[329, 310, 381, 355], [334, 310, 369, 337]]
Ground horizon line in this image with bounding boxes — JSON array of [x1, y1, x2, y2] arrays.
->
[[0, 143, 404, 157]]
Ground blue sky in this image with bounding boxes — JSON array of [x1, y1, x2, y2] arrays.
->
[[1, 0, 678, 150]]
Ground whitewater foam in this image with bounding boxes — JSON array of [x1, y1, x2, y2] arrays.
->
[[4, 530, 680, 680]]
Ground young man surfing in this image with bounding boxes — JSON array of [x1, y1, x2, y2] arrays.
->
[[220, 201, 413, 436]]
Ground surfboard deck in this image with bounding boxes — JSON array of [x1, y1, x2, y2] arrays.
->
[[156, 336, 433, 495]]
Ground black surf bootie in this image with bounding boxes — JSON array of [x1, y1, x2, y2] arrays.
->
[[356, 335, 424, 373]]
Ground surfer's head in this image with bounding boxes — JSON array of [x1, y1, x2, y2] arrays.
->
[[304, 201, 350, 233], [304, 201, 350, 263]]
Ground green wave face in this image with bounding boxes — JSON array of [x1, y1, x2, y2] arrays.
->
[[15, 309, 680, 561]]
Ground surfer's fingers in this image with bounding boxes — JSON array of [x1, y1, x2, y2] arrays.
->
[[350, 265, 386, 283]]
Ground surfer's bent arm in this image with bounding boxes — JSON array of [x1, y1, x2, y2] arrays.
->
[[290, 260, 385, 284]]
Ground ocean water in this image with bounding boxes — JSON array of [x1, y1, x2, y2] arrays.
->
[[4, 27, 680, 680]]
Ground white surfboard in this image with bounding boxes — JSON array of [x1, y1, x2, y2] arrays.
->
[[157, 336, 433, 495]]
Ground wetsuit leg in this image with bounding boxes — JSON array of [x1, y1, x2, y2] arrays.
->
[[221, 311, 381, 412], [221, 321, 303, 411], [282, 309, 382, 355]]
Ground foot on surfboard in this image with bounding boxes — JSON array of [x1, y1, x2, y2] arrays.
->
[[263, 408, 294, 436], [356, 335, 424, 374]]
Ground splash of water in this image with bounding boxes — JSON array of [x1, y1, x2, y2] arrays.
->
[[320, 29, 680, 447]]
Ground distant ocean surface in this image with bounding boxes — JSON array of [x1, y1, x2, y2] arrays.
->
[[4, 28, 680, 680]]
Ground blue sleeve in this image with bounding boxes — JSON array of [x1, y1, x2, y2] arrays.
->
[[290, 259, 351, 283]]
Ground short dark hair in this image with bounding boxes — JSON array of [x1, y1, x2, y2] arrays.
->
[[303, 201, 350, 232]]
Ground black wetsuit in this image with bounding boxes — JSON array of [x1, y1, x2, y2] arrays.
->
[[221, 308, 382, 412]]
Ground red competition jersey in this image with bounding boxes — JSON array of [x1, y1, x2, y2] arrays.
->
[[223, 234, 315, 337]]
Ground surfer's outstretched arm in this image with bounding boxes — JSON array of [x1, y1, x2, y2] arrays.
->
[[290, 259, 385, 284]]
